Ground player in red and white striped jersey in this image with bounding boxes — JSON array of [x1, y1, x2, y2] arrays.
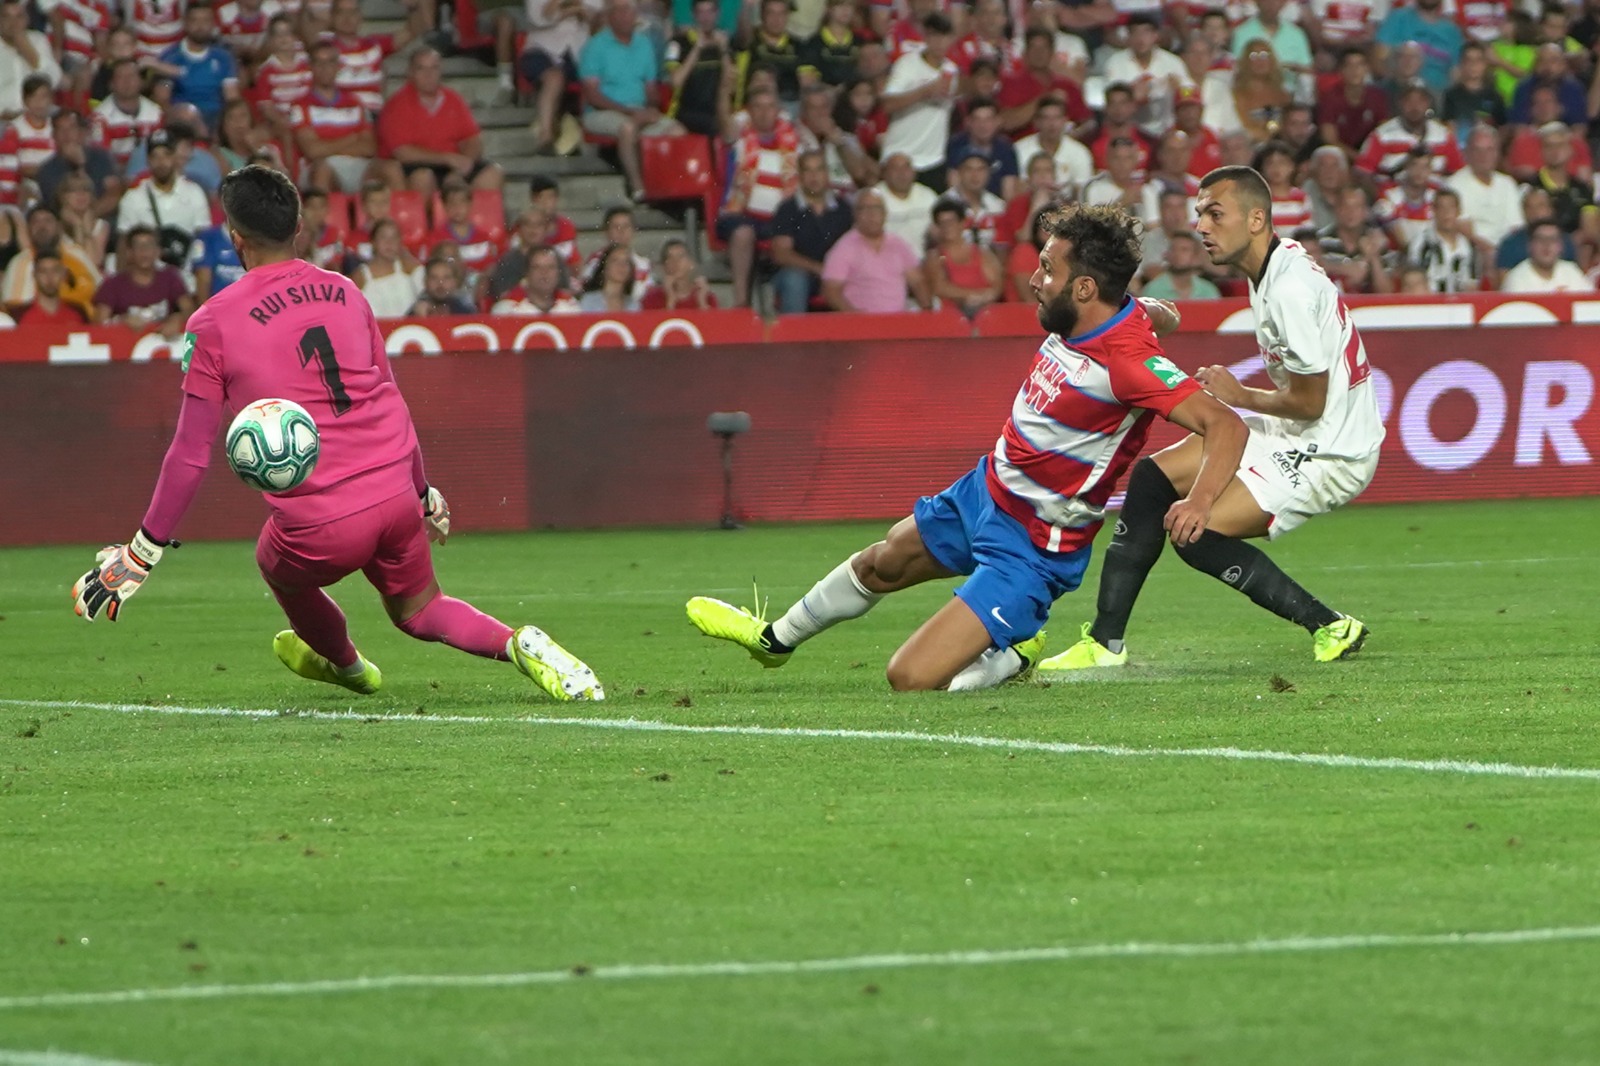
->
[[1043, 164, 1381, 674], [129, 0, 185, 60], [686, 203, 1250, 691], [1353, 82, 1464, 182], [92, 58, 165, 167]]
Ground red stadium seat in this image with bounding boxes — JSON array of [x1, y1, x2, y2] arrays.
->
[[454, 0, 494, 50], [641, 134, 714, 203], [325, 191, 352, 245], [353, 190, 429, 253], [471, 189, 507, 241]]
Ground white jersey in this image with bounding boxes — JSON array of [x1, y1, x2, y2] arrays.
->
[[1247, 237, 1384, 462]]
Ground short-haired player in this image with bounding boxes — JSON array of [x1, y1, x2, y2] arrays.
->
[[1040, 164, 1384, 673], [72, 165, 604, 701], [685, 204, 1249, 691]]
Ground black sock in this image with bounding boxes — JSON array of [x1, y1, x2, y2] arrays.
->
[[1091, 457, 1180, 647], [1172, 531, 1340, 633], [760, 623, 794, 655]]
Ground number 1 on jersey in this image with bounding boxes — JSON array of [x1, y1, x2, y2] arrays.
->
[[298, 325, 351, 415]]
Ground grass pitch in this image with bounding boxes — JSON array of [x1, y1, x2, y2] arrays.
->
[[3, 498, 1600, 1064]]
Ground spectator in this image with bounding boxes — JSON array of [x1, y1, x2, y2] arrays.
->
[[1279, 103, 1322, 161], [884, 0, 938, 62], [577, 0, 684, 199], [1304, 145, 1351, 231], [121, 109, 227, 195], [296, 187, 347, 272], [409, 256, 477, 315], [1, 204, 99, 314], [1168, 87, 1222, 178], [292, 40, 388, 194], [939, 148, 1006, 247], [1230, 39, 1292, 145], [1218, 129, 1255, 166], [879, 12, 960, 191], [736, 0, 807, 109], [1230, 0, 1312, 91], [353, 218, 424, 318], [523, 0, 605, 154], [1375, 0, 1463, 94], [997, 28, 1091, 139], [485, 205, 554, 303], [91, 58, 164, 171], [428, 180, 505, 301], [1013, 95, 1092, 195], [1509, 42, 1588, 129], [873, 150, 938, 252], [1317, 186, 1395, 293], [1490, 9, 1539, 103], [492, 244, 581, 314], [1395, 263, 1430, 293], [14, 248, 88, 326], [1500, 219, 1592, 292], [1142, 231, 1222, 300], [835, 77, 887, 157], [250, 15, 311, 132], [1005, 203, 1046, 300], [192, 222, 244, 301], [10, 74, 54, 183], [1014, 0, 1089, 85], [1409, 187, 1487, 293], [1178, 34, 1239, 138], [86, 25, 138, 102], [128, 0, 188, 61], [480, 0, 536, 107], [1507, 86, 1594, 183], [1317, 47, 1387, 162], [953, 57, 1002, 129], [798, 84, 875, 195], [1496, 187, 1578, 272], [1138, 189, 1208, 284], [1149, 130, 1200, 205], [1531, 123, 1598, 238], [951, 0, 1017, 82], [55, 171, 109, 271], [579, 242, 643, 312], [214, 98, 285, 174], [94, 224, 193, 336], [924, 198, 1001, 315], [1090, 82, 1153, 172], [770, 148, 852, 312], [1355, 81, 1464, 182], [716, 85, 801, 306], [327, 0, 420, 113], [1001, 151, 1062, 249], [379, 47, 506, 197], [1082, 137, 1159, 224], [802, 0, 864, 87], [1377, 146, 1442, 248], [1256, 140, 1310, 236], [37, 111, 120, 217], [158, 2, 239, 132], [529, 174, 582, 275], [642, 237, 719, 309], [117, 128, 210, 274], [216, 0, 276, 63], [821, 188, 927, 312], [579, 205, 652, 289], [1442, 41, 1506, 132], [1378, 41, 1428, 111], [1305, 0, 1385, 57], [1449, 125, 1522, 249], [0, 0, 61, 118], [663, 0, 729, 138], [945, 97, 1019, 197], [1106, 14, 1193, 137]]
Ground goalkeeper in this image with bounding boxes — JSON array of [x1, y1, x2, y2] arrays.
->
[[71, 165, 604, 702]]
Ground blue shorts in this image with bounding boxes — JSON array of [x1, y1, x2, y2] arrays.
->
[[913, 459, 1091, 648]]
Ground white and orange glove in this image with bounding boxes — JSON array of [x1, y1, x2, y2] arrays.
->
[[423, 486, 450, 545], [72, 530, 166, 622]]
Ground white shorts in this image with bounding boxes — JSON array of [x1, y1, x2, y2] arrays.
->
[[1235, 415, 1378, 540]]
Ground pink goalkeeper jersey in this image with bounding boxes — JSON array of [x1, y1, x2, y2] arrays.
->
[[179, 257, 419, 529]]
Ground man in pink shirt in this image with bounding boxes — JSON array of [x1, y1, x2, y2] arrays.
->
[[821, 189, 930, 312], [71, 165, 603, 702]]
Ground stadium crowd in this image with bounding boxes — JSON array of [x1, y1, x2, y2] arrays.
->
[[3, 0, 1600, 327]]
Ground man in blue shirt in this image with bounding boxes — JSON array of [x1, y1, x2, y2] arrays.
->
[[158, 2, 240, 132], [1510, 43, 1590, 128], [578, 0, 684, 198], [1376, 0, 1463, 95], [192, 224, 244, 302]]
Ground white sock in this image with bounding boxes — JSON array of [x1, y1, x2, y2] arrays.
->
[[771, 554, 884, 648], [947, 647, 1024, 692], [497, 63, 513, 88]]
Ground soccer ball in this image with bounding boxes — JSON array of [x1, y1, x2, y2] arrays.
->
[[226, 398, 320, 493]]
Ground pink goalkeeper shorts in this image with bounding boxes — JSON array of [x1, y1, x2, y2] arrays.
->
[[255, 489, 435, 599]]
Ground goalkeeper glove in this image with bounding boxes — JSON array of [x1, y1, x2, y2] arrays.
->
[[423, 486, 450, 545], [72, 529, 166, 622]]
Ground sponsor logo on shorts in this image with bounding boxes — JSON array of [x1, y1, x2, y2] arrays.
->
[[1269, 446, 1316, 488], [990, 606, 1011, 630]]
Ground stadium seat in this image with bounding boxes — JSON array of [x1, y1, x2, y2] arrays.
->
[[641, 134, 714, 203], [454, 0, 495, 51], [431, 189, 509, 242], [352, 190, 430, 252], [325, 191, 352, 246]]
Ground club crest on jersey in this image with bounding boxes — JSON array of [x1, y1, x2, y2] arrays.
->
[[1143, 355, 1189, 388]]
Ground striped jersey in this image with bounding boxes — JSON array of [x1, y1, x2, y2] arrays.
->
[[1354, 117, 1464, 181], [986, 297, 1202, 553], [9, 115, 53, 173], [329, 33, 393, 112], [38, 0, 112, 62], [92, 95, 164, 166], [129, 0, 185, 59], [289, 88, 370, 142]]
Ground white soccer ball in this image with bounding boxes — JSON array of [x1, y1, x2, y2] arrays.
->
[[226, 398, 320, 494]]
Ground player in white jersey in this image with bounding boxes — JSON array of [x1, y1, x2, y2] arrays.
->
[[1041, 164, 1384, 672]]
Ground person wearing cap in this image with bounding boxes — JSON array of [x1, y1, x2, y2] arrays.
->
[[1081, 136, 1159, 225], [1167, 85, 1221, 177], [937, 147, 1007, 248], [115, 126, 211, 280], [1375, 0, 1463, 94], [944, 97, 1018, 198], [1316, 47, 1387, 162], [1353, 80, 1463, 182], [1104, 14, 1193, 138]]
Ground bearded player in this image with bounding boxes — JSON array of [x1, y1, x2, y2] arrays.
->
[[71, 165, 605, 702], [685, 204, 1249, 691], [1040, 165, 1383, 674]]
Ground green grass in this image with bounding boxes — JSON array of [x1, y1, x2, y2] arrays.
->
[[3, 498, 1600, 1064]]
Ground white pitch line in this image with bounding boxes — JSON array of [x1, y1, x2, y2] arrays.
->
[[0, 1051, 156, 1066], [2, 926, 1598, 1011], [4, 698, 1600, 782]]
